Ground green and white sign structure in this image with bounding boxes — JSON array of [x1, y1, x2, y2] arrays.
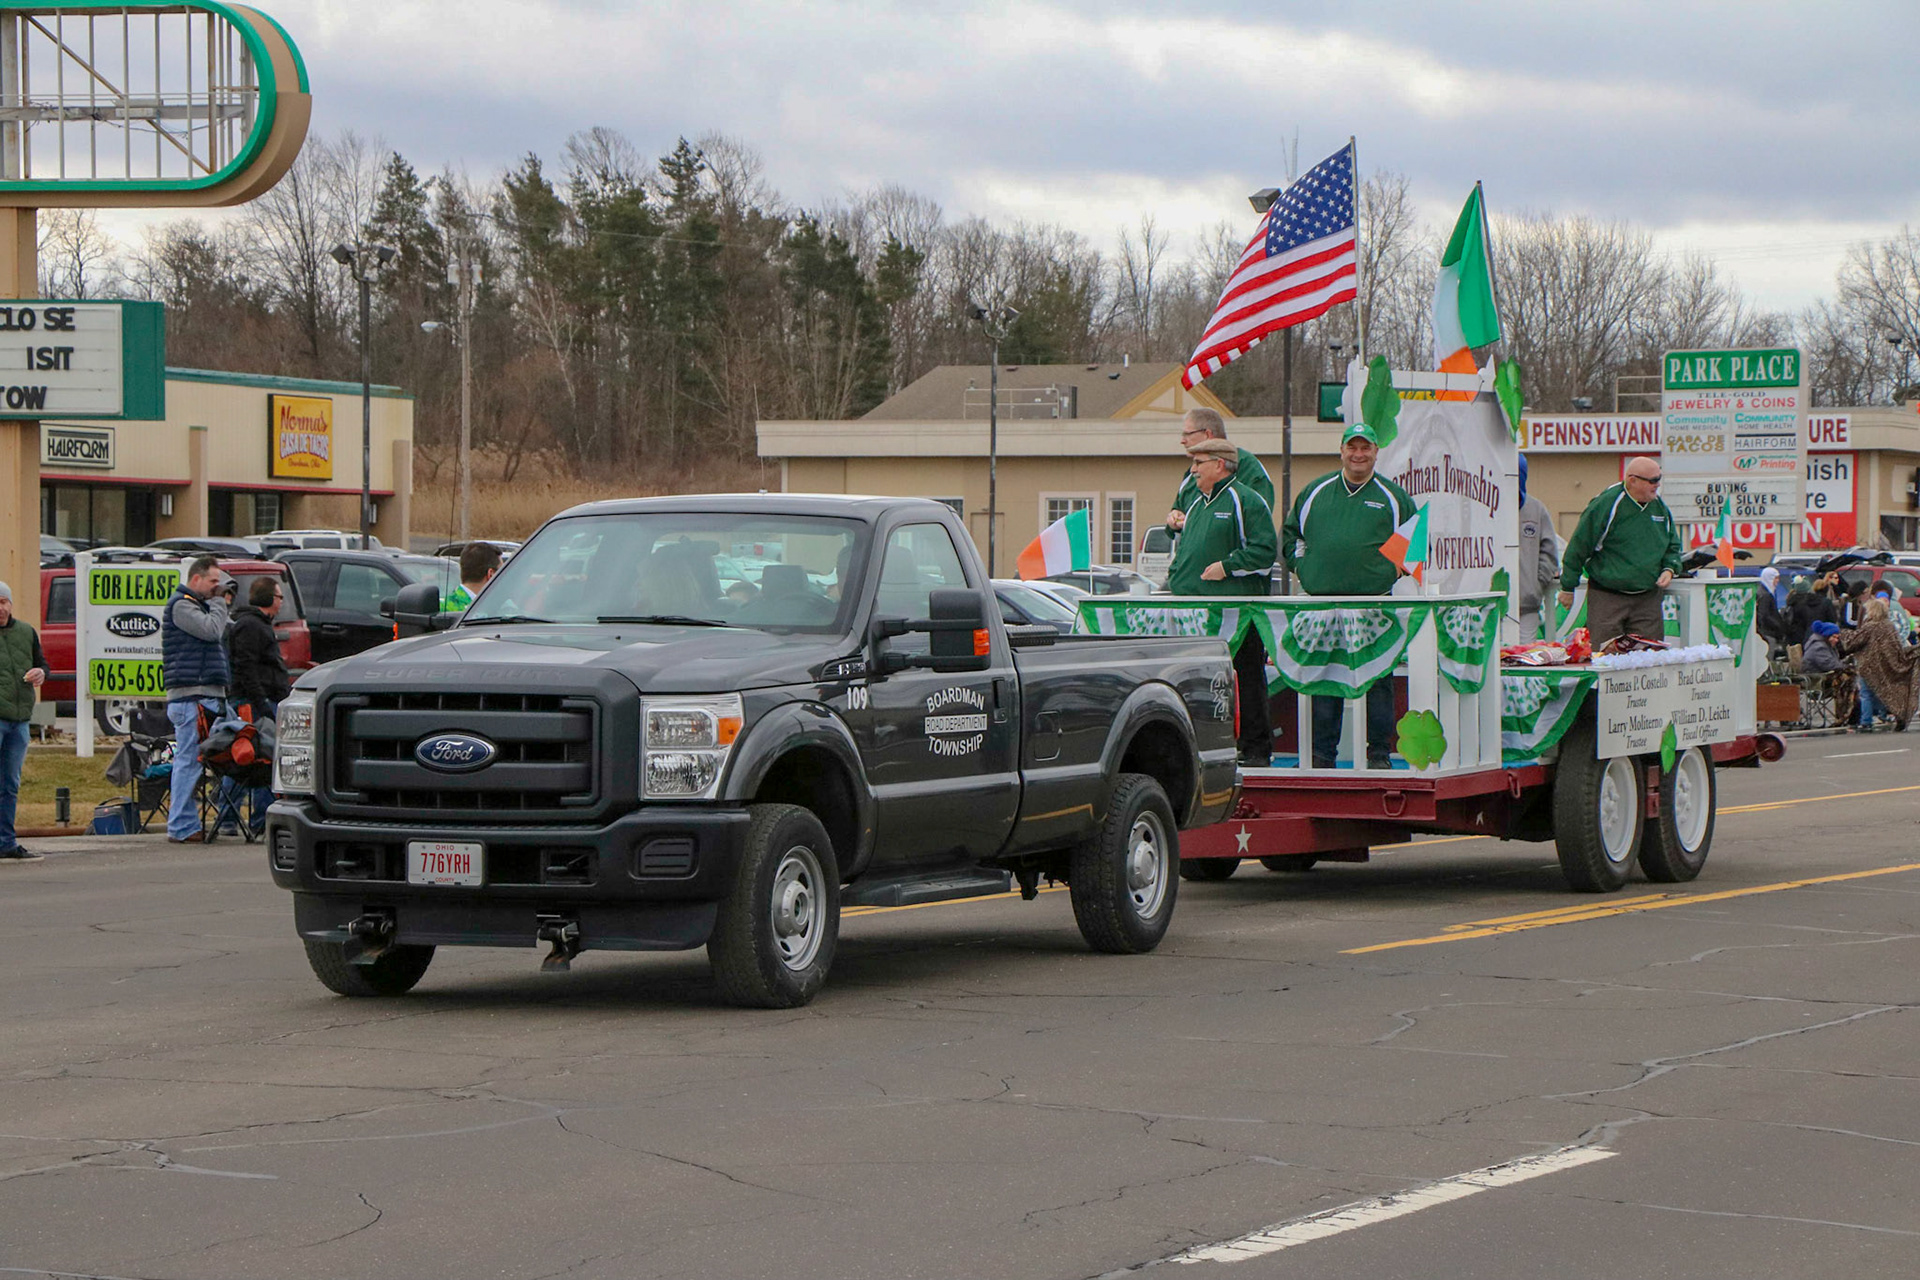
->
[[1661, 347, 1805, 525], [0, 301, 165, 419], [73, 552, 185, 756]]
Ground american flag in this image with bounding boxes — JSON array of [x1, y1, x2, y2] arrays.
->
[[1181, 143, 1358, 389]]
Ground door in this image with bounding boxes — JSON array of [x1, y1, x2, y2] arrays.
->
[[855, 521, 1020, 870], [283, 557, 350, 663], [327, 561, 408, 656]]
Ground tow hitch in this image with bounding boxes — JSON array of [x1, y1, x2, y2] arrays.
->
[[344, 909, 396, 966], [537, 914, 582, 971]]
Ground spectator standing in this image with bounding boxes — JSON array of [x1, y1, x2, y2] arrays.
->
[[1873, 583, 1913, 641], [1839, 578, 1870, 630], [163, 557, 233, 844], [1836, 599, 1919, 732], [1516, 453, 1560, 640], [1167, 408, 1273, 535], [1281, 422, 1415, 769], [1755, 566, 1788, 654], [228, 577, 290, 834], [1168, 437, 1278, 764], [1557, 456, 1681, 647], [0, 581, 47, 862], [443, 543, 504, 612]]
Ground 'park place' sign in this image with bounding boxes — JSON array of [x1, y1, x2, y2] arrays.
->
[[1661, 347, 1805, 526], [0, 301, 165, 419]]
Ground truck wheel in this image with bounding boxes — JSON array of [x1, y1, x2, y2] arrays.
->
[[1071, 774, 1178, 954], [302, 939, 435, 997], [1260, 855, 1318, 873], [1642, 747, 1715, 882], [1551, 720, 1641, 893], [1179, 857, 1239, 882], [708, 804, 840, 1008]]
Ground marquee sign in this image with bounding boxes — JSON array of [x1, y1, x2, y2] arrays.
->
[[0, 301, 165, 419], [1661, 347, 1806, 525]]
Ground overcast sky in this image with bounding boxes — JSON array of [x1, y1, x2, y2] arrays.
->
[[199, 1, 1920, 310]]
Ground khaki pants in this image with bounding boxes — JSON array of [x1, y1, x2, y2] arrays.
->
[[1587, 587, 1665, 649]]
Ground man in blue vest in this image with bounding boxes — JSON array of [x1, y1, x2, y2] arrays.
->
[[163, 556, 234, 843]]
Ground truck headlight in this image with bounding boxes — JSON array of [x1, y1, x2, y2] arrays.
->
[[642, 695, 742, 799], [274, 690, 317, 795]]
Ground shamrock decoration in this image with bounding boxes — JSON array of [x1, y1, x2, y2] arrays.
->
[[1494, 359, 1525, 440], [1360, 355, 1401, 450], [1396, 709, 1448, 770], [1660, 720, 1679, 774]]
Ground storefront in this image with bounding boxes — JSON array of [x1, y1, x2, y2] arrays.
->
[[38, 368, 415, 548]]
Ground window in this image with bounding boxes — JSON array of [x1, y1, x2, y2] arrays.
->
[[875, 522, 970, 655], [334, 563, 400, 615], [287, 559, 330, 606], [1108, 495, 1135, 565], [928, 497, 965, 521], [1042, 494, 1095, 529], [1882, 570, 1920, 597], [45, 577, 75, 625]]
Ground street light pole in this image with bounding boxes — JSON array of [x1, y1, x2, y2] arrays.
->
[[455, 248, 476, 542], [969, 301, 1020, 575], [331, 242, 396, 550]]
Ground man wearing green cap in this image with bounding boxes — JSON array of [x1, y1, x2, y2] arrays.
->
[[1282, 422, 1416, 769]]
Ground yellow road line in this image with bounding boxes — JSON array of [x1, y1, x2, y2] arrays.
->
[[1343, 862, 1920, 953], [1722, 783, 1920, 814]]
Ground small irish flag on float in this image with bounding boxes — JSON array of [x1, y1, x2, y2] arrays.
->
[[1379, 504, 1430, 582], [1714, 495, 1736, 570], [1017, 507, 1092, 579]]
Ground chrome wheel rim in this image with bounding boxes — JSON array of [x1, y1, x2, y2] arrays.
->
[[1671, 749, 1710, 851], [1124, 811, 1170, 918], [1598, 756, 1638, 865], [770, 844, 825, 970]]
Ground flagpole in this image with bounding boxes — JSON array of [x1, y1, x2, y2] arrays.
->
[[1350, 136, 1365, 368]]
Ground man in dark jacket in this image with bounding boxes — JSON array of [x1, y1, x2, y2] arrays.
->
[[228, 577, 290, 721], [0, 581, 48, 861], [163, 556, 233, 843]]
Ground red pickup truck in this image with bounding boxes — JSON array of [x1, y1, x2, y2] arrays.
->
[[39, 559, 313, 725]]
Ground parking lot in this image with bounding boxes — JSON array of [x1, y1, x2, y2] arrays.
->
[[1, 733, 1915, 1280]]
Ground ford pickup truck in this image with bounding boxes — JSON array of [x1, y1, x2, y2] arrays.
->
[[268, 494, 1238, 1006]]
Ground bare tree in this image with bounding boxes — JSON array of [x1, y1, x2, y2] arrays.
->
[[1113, 214, 1170, 360], [37, 209, 113, 298]]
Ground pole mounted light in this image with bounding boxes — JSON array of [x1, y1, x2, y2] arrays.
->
[[968, 300, 1020, 576], [332, 242, 397, 549]]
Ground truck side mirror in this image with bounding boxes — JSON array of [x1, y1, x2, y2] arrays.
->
[[388, 582, 452, 637], [926, 588, 990, 671]]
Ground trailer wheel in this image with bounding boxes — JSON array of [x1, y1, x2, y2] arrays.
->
[[1642, 747, 1715, 882], [1179, 857, 1240, 882], [708, 804, 840, 1008], [302, 939, 435, 997], [1072, 773, 1178, 953], [1259, 855, 1318, 873], [1551, 720, 1642, 893]]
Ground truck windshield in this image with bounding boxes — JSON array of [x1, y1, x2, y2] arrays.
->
[[465, 512, 867, 633]]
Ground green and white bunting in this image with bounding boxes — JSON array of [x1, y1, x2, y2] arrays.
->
[[1077, 600, 1257, 650], [1267, 600, 1429, 698], [1434, 598, 1503, 694], [1502, 669, 1596, 763], [1704, 582, 1758, 664]]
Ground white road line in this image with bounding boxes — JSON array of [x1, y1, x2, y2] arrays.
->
[[1167, 1145, 1616, 1265], [1826, 748, 1909, 759]]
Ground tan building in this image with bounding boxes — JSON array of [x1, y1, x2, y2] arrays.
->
[[761, 364, 1920, 570], [39, 367, 414, 548]]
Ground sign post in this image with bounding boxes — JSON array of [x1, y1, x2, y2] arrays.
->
[[1661, 348, 1806, 548]]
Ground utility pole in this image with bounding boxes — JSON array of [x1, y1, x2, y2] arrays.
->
[[969, 300, 1020, 575], [455, 245, 477, 542]]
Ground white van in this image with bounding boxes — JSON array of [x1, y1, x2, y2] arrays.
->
[[1136, 525, 1173, 588]]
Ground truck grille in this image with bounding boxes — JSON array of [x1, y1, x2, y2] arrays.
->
[[326, 691, 599, 815]]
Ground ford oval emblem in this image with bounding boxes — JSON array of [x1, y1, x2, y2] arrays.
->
[[105, 611, 159, 639], [415, 733, 498, 773]]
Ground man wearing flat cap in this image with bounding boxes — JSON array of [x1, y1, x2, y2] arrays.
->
[[1282, 422, 1417, 769], [1169, 435, 1278, 764]]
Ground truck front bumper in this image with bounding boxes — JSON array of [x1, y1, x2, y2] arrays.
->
[[266, 800, 751, 952]]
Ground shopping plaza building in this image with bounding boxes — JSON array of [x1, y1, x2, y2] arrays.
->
[[758, 362, 1920, 571], [38, 367, 414, 547]]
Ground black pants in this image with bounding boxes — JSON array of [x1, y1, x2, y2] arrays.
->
[[1312, 683, 1395, 768], [1234, 628, 1272, 762]]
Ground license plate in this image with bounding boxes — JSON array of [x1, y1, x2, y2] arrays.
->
[[407, 841, 483, 886]]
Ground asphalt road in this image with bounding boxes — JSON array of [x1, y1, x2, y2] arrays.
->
[[2, 734, 1915, 1280]]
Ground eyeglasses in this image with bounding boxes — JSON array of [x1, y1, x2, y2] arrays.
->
[[1630, 473, 1662, 485]]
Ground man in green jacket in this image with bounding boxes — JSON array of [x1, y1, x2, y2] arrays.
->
[[1282, 422, 1416, 769], [0, 581, 48, 861], [1167, 407, 1273, 535], [1169, 437, 1277, 763], [1557, 456, 1682, 646]]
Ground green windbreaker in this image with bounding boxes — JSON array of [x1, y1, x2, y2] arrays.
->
[[1559, 482, 1683, 594], [1167, 476, 1277, 596], [1281, 469, 1416, 597]]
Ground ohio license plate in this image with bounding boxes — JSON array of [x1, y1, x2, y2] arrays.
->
[[407, 841, 483, 886]]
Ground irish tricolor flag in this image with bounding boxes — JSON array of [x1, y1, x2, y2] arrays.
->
[[1017, 507, 1092, 579], [1714, 495, 1735, 570], [1379, 504, 1430, 583], [1432, 184, 1501, 376]]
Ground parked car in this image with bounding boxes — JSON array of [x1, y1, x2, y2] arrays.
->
[[1022, 579, 1093, 612], [148, 535, 267, 557], [1836, 564, 1920, 617], [273, 548, 461, 663], [431, 539, 521, 560], [263, 529, 385, 551], [39, 534, 76, 568], [39, 558, 313, 732], [1135, 525, 1173, 588], [1043, 565, 1157, 596], [992, 579, 1081, 633]]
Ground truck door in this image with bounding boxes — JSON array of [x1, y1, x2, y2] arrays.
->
[[858, 521, 1020, 869]]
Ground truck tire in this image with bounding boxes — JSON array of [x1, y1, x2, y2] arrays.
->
[[1260, 855, 1318, 873], [1642, 747, 1715, 882], [302, 939, 435, 997], [1071, 773, 1178, 954], [708, 804, 840, 1008], [1551, 720, 1641, 893], [1179, 857, 1239, 882]]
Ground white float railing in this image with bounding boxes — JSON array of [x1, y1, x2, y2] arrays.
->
[[1076, 593, 1507, 778]]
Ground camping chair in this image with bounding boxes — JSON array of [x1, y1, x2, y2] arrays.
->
[[196, 708, 275, 844], [102, 707, 176, 833]]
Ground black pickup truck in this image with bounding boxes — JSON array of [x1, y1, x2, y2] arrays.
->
[[267, 495, 1237, 1006]]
